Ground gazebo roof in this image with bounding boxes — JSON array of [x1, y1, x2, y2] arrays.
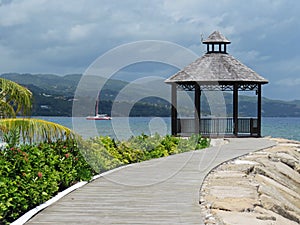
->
[[202, 31, 231, 44], [165, 53, 268, 84], [165, 31, 268, 84]]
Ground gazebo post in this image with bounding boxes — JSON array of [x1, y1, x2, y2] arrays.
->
[[233, 83, 239, 136], [257, 84, 262, 137], [194, 83, 201, 134], [171, 83, 178, 135]]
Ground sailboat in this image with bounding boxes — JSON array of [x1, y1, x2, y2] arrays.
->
[[86, 94, 111, 120]]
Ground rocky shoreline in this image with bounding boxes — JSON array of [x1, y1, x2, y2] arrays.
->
[[200, 138, 300, 225]]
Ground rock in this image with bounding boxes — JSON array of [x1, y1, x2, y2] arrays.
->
[[272, 205, 300, 224], [269, 152, 299, 169], [296, 164, 300, 173], [209, 169, 246, 179], [212, 210, 278, 225], [259, 194, 281, 210], [223, 162, 256, 174], [254, 161, 300, 193], [267, 145, 300, 160], [258, 184, 300, 223], [256, 174, 300, 211], [256, 215, 276, 221], [200, 138, 300, 225], [272, 161, 300, 189], [254, 206, 299, 225], [205, 213, 213, 219], [274, 138, 300, 146], [233, 159, 259, 165], [211, 197, 258, 212], [212, 208, 299, 225], [209, 186, 258, 199]]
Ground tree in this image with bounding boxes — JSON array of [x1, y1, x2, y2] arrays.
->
[[0, 78, 75, 145], [0, 78, 32, 118]]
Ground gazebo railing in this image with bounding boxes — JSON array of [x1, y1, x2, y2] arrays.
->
[[177, 117, 258, 136]]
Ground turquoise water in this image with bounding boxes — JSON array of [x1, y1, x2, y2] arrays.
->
[[35, 117, 171, 140], [262, 117, 300, 141], [35, 117, 300, 141]]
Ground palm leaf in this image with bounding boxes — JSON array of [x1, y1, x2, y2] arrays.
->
[[0, 78, 32, 117], [0, 118, 76, 144], [0, 99, 16, 118]]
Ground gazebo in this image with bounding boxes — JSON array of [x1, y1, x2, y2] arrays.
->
[[165, 31, 268, 137]]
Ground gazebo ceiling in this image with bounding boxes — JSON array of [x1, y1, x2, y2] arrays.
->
[[165, 31, 268, 85]]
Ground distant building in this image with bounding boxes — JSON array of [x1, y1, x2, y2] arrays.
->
[[40, 105, 50, 109]]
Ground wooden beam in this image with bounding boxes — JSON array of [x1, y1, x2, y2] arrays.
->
[[171, 83, 178, 135], [257, 84, 262, 137], [194, 83, 200, 134], [233, 83, 238, 136]]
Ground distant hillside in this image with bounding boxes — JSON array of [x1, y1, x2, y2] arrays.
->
[[1, 73, 300, 117]]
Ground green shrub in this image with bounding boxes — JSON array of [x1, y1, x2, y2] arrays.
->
[[78, 136, 123, 173], [0, 134, 209, 224], [80, 133, 210, 167], [0, 140, 94, 224]]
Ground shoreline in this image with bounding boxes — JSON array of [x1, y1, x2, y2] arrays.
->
[[200, 138, 300, 225]]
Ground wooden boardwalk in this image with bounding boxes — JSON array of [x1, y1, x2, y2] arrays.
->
[[25, 138, 275, 225]]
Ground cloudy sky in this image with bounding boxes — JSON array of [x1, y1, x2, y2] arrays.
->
[[0, 0, 299, 100]]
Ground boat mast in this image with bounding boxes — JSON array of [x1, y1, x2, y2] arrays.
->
[[95, 91, 100, 116]]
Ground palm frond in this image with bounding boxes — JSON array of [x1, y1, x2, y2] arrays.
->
[[0, 78, 32, 117], [0, 100, 16, 118], [0, 118, 76, 144]]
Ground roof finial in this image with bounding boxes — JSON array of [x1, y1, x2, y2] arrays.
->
[[203, 31, 231, 44]]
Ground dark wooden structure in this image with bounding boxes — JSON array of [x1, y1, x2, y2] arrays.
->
[[165, 31, 268, 137]]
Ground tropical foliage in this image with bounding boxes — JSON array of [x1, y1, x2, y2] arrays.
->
[[0, 78, 32, 118], [0, 134, 209, 224], [80, 134, 209, 173], [0, 139, 94, 224], [0, 77, 85, 224], [0, 78, 74, 144], [0, 118, 76, 146]]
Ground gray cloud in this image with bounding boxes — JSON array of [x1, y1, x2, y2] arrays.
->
[[0, 0, 299, 99]]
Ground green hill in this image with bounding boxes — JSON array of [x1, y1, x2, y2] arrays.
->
[[1, 73, 300, 117]]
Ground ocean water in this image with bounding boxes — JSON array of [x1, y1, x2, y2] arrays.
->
[[262, 117, 300, 141], [35, 117, 171, 140], [35, 117, 300, 141]]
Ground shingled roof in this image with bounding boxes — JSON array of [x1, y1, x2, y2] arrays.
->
[[165, 31, 268, 84], [202, 31, 231, 44], [165, 53, 268, 84]]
